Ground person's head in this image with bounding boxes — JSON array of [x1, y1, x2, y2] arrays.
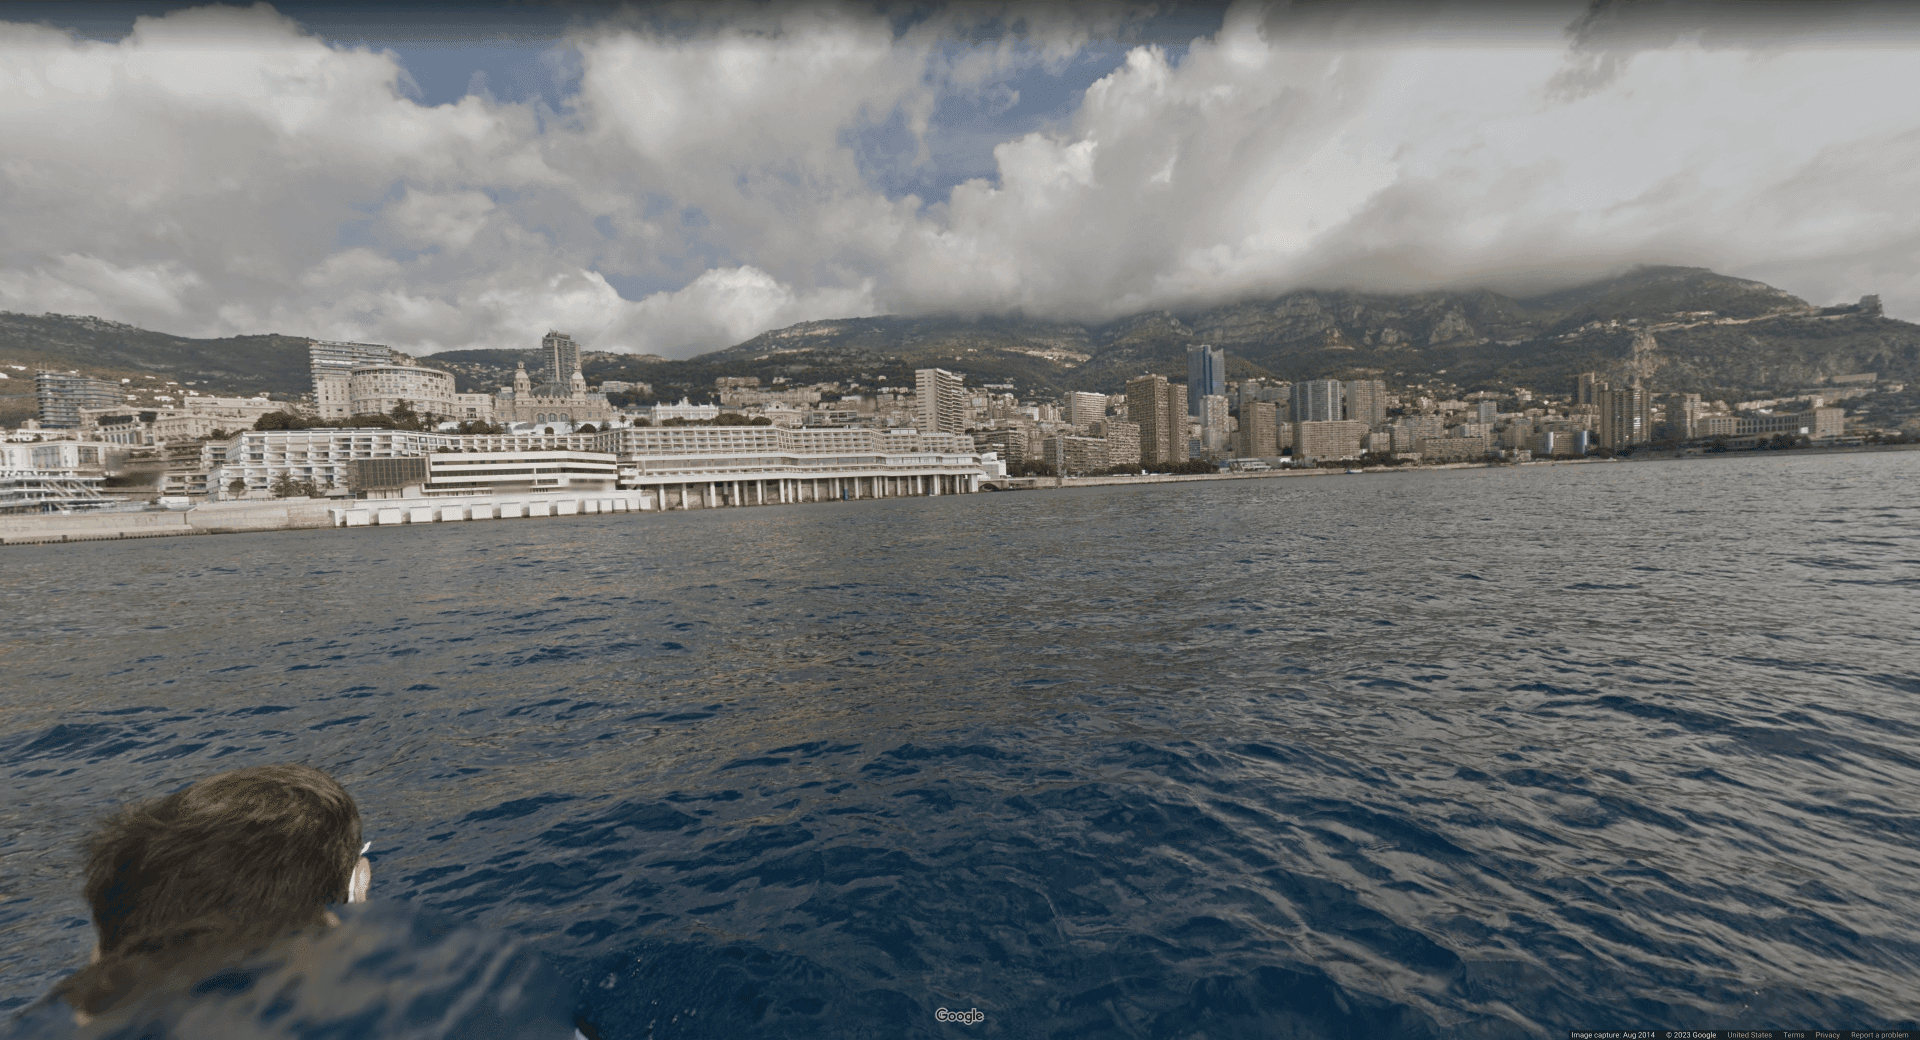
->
[[61, 764, 369, 1017]]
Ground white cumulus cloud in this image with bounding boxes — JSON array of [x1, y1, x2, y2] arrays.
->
[[1, 0, 1918, 362]]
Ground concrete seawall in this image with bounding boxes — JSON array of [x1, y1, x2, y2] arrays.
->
[[0, 490, 656, 546]]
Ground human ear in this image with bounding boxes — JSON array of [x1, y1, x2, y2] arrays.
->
[[348, 856, 371, 903]]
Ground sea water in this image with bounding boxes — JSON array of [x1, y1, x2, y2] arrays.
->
[[3, 453, 1918, 1038]]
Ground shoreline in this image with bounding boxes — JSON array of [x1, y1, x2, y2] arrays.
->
[[5, 442, 1914, 546]]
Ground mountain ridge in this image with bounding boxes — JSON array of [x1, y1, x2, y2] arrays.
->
[[4, 266, 1915, 425]]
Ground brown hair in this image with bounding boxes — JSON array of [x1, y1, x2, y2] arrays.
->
[[57, 764, 362, 1017]]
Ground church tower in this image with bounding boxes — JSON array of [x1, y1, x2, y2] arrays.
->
[[514, 361, 531, 395]]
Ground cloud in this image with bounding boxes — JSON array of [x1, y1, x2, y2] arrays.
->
[[2, 0, 1920, 366]]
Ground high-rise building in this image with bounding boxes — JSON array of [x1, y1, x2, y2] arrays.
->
[[1291, 380, 1343, 424], [1064, 391, 1108, 429], [1475, 400, 1498, 424], [1667, 393, 1702, 439], [1236, 400, 1278, 457], [1575, 372, 1601, 408], [916, 368, 969, 434], [1200, 394, 1230, 455], [1596, 385, 1652, 450], [1343, 379, 1387, 427], [543, 331, 581, 387], [35, 372, 122, 428], [1186, 344, 1225, 417], [1125, 375, 1188, 466]]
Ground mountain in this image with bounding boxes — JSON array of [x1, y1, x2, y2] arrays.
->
[[613, 266, 1917, 400], [5, 267, 1916, 424]]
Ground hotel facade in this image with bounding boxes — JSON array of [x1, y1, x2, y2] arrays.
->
[[211, 424, 992, 505]]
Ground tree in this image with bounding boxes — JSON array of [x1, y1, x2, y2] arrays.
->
[[270, 473, 296, 498], [254, 410, 314, 431], [227, 478, 247, 496], [577, 423, 598, 433]]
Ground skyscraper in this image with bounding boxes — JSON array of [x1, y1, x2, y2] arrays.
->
[[916, 367, 968, 434], [1596, 385, 1652, 449], [1186, 344, 1224, 417], [1291, 380, 1342, 424], [543, 331, 581, 387], [1125, 375, 1189, 467], [1575, 372, 1600, 408], [1343, 379, 1387, 427]]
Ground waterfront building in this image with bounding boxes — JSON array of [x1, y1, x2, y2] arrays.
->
[[1535, 429, 1592, 456], [1391, 415, 1446, 453], [1475, 400, 1498, 423], [1125, 375, 1189, 467], [1088, 419, 1140, 469], [210, 423, 994, 507], [972, 428, 1027, 463], [1236, 401, 1278, 458], [916, 368, 968, 435], [1596, 385, 1653, 450], [351, 450, 620, 499], [1040, 435, 1107, 475], [1291, 380, 1343, 424], [1064, 391, 1108, 429], [215, 429, 460, 496], [1364, 431, 1393, 454], [1186, 344, 1225, 417], [1200, 394, 1231, 455], [36, 372, 122, 429], [1730, 407, 1845, 440], [1, 441, 116, 512], [1417, 436, 1494, 462], [1294, 420, 1369, 462], [594, 425, 986, 506], [1343, 379, 1388, 427]]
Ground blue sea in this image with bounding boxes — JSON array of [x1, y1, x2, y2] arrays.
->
[[4, 452, 1919, 1038]]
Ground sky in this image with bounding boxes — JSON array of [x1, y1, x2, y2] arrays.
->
[[2, 0, 1918, 359]]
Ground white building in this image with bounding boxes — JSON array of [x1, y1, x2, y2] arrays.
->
[[213, 429, 460, 496], [347, 363, 459, 419], [648, 398, 721, 423]]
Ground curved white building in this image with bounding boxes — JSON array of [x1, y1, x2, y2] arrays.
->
[[347, 363, 458, 420]]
